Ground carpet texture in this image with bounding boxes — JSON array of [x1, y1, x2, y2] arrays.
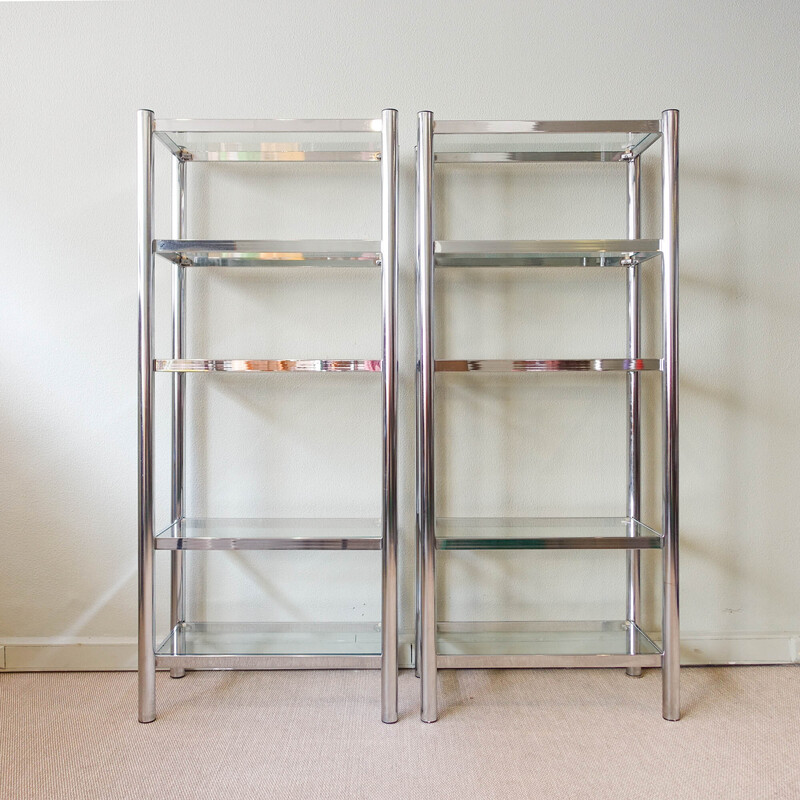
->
[[1, 667, 798, 799]]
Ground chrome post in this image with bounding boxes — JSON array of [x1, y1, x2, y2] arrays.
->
[[170, 156, 187, 679], [137, 109, 156, 723], [660, 109, 680, 721], [626, 155, 642, 677], [414, 136, 423, 681], [380, 108, 399, 724], [414, 471, 421, 679], [417, 111, 437, 722]]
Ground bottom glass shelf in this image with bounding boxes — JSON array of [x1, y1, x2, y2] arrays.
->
[[435, 621, 662, 668], [157, 622, 382, 657]]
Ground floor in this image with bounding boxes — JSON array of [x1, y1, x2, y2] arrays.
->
[[1, 667, 798, 799]]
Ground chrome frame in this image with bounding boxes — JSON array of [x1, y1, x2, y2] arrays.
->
[[137, 111, 398, 723], [415, 111, 680, 722]]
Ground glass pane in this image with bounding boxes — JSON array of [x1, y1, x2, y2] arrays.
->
[[436, 517, 661, 549], [156, 517, 381, 546], [437, 620, 661, 656], [156, 130, 381, 162], [434, 240, 662, 268], [157, 622, 381, 656], [155, 239, 381, 267], [435, 131, 660, 161]]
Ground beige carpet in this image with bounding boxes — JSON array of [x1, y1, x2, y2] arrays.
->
[[1, 667, 798, 799]]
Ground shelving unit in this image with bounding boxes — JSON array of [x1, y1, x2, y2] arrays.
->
[[137, 111, 398, 723], [415, 111, 679, 721]]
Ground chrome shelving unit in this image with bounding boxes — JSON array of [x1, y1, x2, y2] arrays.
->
[[415, 111, 679, 722], [137, 111, 398, 723]]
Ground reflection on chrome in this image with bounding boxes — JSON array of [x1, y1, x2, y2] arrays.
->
[[154, 359, 383, 373], [434, 358, 661, 372]]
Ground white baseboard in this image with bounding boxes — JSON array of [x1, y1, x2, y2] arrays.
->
[[0, 638, 138, 671], [1, 633, 798, 671], [679, 633, 800, 665]]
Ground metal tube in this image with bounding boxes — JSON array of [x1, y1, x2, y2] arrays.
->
[[414, 133, 423, 681], [414, 529, 421, 679], [415, 303, 421, 680], [417, 111, 437, 722], [660, 109, 680, 721], [625, 156, 643, 678], [380, 108, 399, 724], [137, 109, 156, 723], [170, 156, 187, 679]]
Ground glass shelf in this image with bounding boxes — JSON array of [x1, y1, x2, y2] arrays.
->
[[436, 517, 662, 550], [434, 239, 661, 268], [154, 517, 382, 551], [156, 622, 381, 658], [154, 118, 382, 162], [433, 120, 660, 162], [154, 239, 381, 267], [154, 359, 382, 373], [435, 359, 660, 373], [436, 621, 662, 668]]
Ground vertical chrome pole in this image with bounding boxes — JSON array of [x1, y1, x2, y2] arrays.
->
[[417, 111, 437, 723], [660, 109, 680, 721], [170, 156, 187, 679], [137, 109, 156, 723], [415, 374, 421, 680], [625, 155, 642, 677], [414, 124, 423, 681], [380, 108, 399, 724]]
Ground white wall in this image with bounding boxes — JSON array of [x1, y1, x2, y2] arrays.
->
[[2, 0, 799, 670]]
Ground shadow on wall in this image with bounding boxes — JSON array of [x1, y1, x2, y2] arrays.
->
[[4, 152, 800, 653]]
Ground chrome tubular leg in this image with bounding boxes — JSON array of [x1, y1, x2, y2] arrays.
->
[[417, 111, 437, 723], [414, 500, 421, 679], [626, 156, 643, 678], [414, 217, 422, 681], [414, 536, 422, 678], [137, 109, 156, 723], [170, 156, 187, 679], [660, 109, 680, 721], [380, 108, 399, 724]]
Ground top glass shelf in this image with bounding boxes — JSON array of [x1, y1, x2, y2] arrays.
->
[[154, 118, 383, 162], [433, 120, 661, 162]]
